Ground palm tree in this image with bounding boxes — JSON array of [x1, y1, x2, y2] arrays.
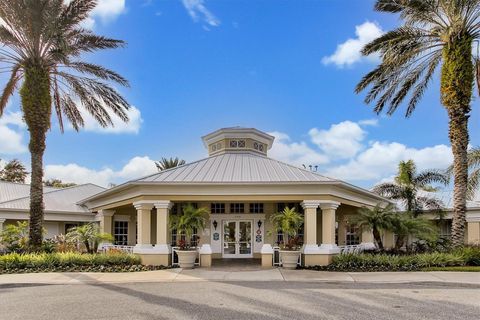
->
[[66, 223, 113, 254], [389, 214, 436, 250], [0, 1, 130, 249], [448, 147, 480, 200], [354, 204, 396, 250], [355, 1, 480, 247], [169, 204, 208, 249], [373, 160, 448, 217], [270, 207, 304, 249], [155, 157, 186, 171], [0, 159, 28, 183]]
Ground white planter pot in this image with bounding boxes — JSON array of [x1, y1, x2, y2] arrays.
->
[[280, 250, 301, 269], [176, 250, 197, 269]]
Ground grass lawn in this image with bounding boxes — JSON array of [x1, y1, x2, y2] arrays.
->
[[422, 266, 480, 272]]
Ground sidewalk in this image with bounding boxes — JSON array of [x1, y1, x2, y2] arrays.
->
[[1, 268, 479, 285]]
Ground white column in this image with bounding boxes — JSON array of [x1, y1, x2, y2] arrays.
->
[[0, 218, 5, 232], [153, 200, 173, 254], [318, 201, 341, 254], [133, 202, 154, 251], [96, 209, 114, 234], [301, 200, 321, 254], [96, 210, 114, 249], [128, 215, 137, 246], [467, 211, 480, 245]]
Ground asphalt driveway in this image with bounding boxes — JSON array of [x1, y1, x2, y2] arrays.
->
[[1, 281, 479, 320]]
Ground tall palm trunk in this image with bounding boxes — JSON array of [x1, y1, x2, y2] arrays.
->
[[394, 235, 405, 251], [372, 228, 384, 250], [441, 36, 473, 248], [20, 64, 52, 250]]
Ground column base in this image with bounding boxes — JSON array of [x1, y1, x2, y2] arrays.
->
[[303, 253, 336, 267], [199, 244, 212, 267], [133, 245, 171, 266], [301, 244, 339, 267], [261, 244, 274, 268], [318, 244, 341, 254], [301, 244, 321, 254]]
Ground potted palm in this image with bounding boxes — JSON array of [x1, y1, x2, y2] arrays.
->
[[169, 204, 208, 269], [271, 207, 304, 269]]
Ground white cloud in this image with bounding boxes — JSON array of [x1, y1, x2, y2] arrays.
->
[[267, 119, 454, 188], [0, 111, 25, 128], [181, 0, 220, 28], [74, 105, 142, 134], [65, 0, 125, 28], [322, 21, 383, 68], [91, 0, 126, 22], [45, 156, 158, 187], [325, 142, 453, 182], [0, 111, 27, 155], [268, 131, 329, 167], [309, 121, 368, 159]]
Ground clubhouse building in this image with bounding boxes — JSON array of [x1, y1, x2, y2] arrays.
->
[[0, 127, 479, 267]]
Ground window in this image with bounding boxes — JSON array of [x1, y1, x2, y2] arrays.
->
[[171, 228, 198, 247], [211, 203, 225, 214], [345, 224, 360, 246], [65, 223, 78, 234], [439, 220, 452, 238], [276, 225, 304, 246], [172, 203, 198, 215], [229, 140, 245, 148], [253, 141, 265, 152], [114, 221, 128, 245], [230, 203, 244, 213], [277, 203, 300, 212], [211, 142, 222, 152], [249, 203, 264, 213]]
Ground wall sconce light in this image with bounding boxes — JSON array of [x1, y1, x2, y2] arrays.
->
[[213, 220, 218, 230], [257, 220, 262, 229]]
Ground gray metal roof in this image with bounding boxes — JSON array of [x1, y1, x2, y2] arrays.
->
[[0, 181, 56, 203], [0, 183, 105, 213], [136, 153, 335, 183], [393, 189, 480, 211]]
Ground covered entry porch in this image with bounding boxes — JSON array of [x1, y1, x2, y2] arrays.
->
[[94, 197, 376, 268]]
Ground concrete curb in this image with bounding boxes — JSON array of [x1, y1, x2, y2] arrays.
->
[[0, 269, 479, 286]]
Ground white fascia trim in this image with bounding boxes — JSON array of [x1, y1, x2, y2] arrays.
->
[[0, 211, 96, 222], [467, 211, 480, 222]]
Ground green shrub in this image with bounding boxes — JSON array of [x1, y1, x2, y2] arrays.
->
[[454, 246, 480, 266], [0, 252, 148, 274], [415, 252, 464, 268], [315, 250, 474, 272], [0, 221, 29, 253]]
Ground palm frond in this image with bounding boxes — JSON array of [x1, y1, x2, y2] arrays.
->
[[65, 62, 129, 87], [0, 0, 130, 133], [0, 64, 21, 116], [414, 169, 450, 188], [372, 183, 403, 199], [467, 167, 480, 200]]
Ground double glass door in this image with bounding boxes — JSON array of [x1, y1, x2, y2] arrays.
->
[[222, 220, 253, 258]]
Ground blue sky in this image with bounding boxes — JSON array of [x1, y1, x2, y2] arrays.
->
[[0, 0, 478, 188]]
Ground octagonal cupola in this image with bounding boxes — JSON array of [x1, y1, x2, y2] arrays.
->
[[202, 127, 275, 157]]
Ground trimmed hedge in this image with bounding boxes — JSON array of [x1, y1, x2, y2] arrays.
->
[[0, 252, 166, 274], [307, 247, 480, 272]]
